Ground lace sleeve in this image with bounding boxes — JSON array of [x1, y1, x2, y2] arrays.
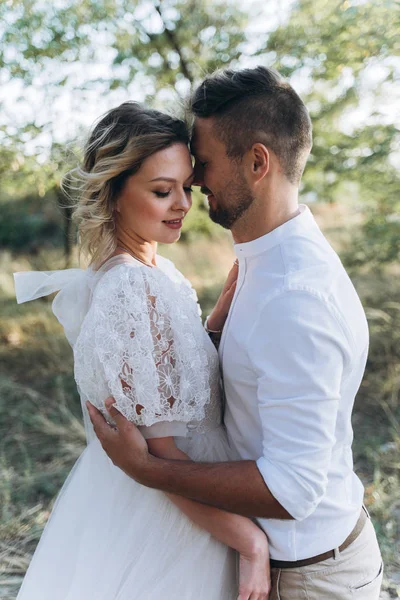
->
[[75, 264, 211, 438]]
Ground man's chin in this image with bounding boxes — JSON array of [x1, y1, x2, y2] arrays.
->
[[209, 207, 234, 230]]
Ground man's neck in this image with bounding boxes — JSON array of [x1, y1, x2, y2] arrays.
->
[[231, 189, 300, 244]]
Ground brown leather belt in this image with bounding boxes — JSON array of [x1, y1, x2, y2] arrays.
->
[[270, 506, 368, 569]]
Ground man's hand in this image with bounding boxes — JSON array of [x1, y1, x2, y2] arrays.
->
[[87, 401, 290, 520], [86, 398, 152, 482]]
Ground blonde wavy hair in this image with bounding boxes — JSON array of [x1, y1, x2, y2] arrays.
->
[[66, 102, 189, 269]]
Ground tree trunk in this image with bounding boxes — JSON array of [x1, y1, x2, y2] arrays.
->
[[56, 185, 74, 268]]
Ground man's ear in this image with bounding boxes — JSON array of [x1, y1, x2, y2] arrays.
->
[[250, 143, 269, 182]]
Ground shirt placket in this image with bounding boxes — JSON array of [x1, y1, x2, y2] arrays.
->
[[219, 257, 247, 370]]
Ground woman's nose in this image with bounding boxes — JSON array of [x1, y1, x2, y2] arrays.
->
[[174, 189, 192, 212]]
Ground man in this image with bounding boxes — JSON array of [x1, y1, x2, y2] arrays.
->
[[88, 66, 383, 599]]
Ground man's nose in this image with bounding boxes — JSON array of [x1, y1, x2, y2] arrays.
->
[[193, 160, 204, 186]]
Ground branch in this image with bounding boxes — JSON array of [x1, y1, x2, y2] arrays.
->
[[155, 3, 193, 84]]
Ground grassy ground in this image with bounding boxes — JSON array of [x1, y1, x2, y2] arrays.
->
[[0, 207, 399, 598]]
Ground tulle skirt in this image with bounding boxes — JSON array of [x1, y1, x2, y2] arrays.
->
[[16, 426, 238, 599]]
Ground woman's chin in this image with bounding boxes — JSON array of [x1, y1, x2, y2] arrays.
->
[[169, 231, 182, 243], [157, 231, 182, 244]]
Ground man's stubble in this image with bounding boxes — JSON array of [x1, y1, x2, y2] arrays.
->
[[208, 171, 255, 230]]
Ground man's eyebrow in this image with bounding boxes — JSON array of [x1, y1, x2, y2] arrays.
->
[[149, 173, 194, 183]]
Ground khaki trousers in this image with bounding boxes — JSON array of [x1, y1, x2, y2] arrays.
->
[[270, 517, 383, 599]]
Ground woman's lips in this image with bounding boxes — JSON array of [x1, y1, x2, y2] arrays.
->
[[163, 218, 183, 230]]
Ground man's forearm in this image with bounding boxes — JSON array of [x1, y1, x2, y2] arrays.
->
[[86, 400, 293, 519], [139, 455, 293, 520]]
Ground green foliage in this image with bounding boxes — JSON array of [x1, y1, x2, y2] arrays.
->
[[0, 0, 248, 249], [0, 192, 64, 251], [1, 0, 399, 264], [0, 0, 248, 95], [180, 191, 221, 241], [350, 275, 400, 583], [262, 0, 400, 263]]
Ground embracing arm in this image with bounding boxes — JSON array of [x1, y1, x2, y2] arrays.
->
[[91, 415, 272, 599], [152, 291, 349, 522], [146, 437, 269, 554], [89, 290, 349, 523], [141, 448, 290, 519], [88, 398, 291, 520]]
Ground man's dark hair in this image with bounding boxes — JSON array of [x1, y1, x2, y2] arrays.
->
[[190, 66, 312, 185]]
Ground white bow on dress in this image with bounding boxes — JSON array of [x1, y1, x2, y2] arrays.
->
[[14, 268, 95, 347]]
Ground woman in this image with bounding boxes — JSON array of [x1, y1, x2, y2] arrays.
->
[[14, 102, 270, 599]]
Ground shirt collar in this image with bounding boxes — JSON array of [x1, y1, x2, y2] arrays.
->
[[234, 204, 317, 259]]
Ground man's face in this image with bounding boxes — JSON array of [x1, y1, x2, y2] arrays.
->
[[191, 117, 255, 230]]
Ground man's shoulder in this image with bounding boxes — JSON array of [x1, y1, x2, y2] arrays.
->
[[249, 232, 343, 300], [282, 229, 342, 277], [252, 237, 368, 353]]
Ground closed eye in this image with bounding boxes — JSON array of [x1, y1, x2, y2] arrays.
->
[[184, 187, 193, 193], [154, 190, 171, 198]]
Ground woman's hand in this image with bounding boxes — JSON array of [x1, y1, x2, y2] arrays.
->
[[207, 260, 239, 332], [237, 532, 271, 600]]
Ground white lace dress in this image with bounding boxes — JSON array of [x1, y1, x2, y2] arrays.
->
[[13, 254, 238, 600]]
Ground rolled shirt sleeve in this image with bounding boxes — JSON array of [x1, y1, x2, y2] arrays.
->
[[249, 289, 353, 521]]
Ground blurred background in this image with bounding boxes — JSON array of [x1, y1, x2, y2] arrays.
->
[[0, 0, 399, 597]]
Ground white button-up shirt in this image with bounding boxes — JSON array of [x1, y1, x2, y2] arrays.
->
[[220, 204, 366, 561]]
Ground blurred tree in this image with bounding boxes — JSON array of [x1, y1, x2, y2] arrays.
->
[[0, 0, 247, 94], [260, 0, 400, 264], [1, 0, 399, 264], [0, 0, 248, 260]]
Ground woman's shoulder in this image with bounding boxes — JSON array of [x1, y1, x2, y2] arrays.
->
[[157, 255, 201, 315], [155, 254, 177, 274], [92, 254, 199, 313], [156, 255, 193, 288], [93, 254, 178, 298], [90, 257, 147, 298]]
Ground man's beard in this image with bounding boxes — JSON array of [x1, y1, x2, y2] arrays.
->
[[208, 177, 255, 230]]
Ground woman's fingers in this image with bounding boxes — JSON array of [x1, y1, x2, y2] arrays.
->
[[86, 401, 117, 440], [104, 397, 133, 434], [246, 593, 269, 600], [237, 593, 268, 600], [223, 279, 237, 305], [237, 581, 270, 600], [227, 279, 237, 295], [222, 260, 239, 293]]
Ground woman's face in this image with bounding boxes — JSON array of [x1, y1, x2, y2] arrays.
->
[[116, 143, 194, 244]]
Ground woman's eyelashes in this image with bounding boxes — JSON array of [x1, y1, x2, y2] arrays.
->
[[154, 187, 193, 198]]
